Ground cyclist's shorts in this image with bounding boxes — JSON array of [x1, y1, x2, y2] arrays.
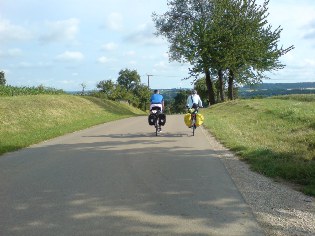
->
[[150, 104, 163, 112]]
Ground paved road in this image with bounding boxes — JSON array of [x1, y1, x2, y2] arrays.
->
[[0, 115, 265, 236]]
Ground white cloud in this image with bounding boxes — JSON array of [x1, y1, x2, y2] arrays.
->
[[128, 60, 137, 65], [101, 42, 118, 51], [0, 48, 23, 58], [13, 61, 53, 69], [97, 56, 111, 64], [124, 50, 136, 56], [154, 61, 168, 70], [303, 18, 315, 40], [304, 59, 315, 66], [61, 79, 76, 85], [39, 18, 80, 43], [124, 23, 165, 46], [106, 13, 123, 31], [17, 62, 33, 68], [0, 18, 33, 43], [280, 51, 295, 63], [56, 51, 84, 61]]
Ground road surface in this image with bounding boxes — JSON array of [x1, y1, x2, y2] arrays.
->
[[0, 115, 265, 236]]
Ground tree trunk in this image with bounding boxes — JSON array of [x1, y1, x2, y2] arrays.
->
[[218, 69, 224, 102], [205, 68, 216, 106], [228, 69, 234, 100]]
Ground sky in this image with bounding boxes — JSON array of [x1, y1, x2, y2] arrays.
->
[[1, 0, 315, 91]]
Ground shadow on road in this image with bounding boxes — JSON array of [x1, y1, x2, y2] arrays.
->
[[0, 122, 264, 236]]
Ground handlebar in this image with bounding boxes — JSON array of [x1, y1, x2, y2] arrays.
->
[[187, 107, 200, 114]]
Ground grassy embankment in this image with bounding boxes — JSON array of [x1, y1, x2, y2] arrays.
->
[[0, 94, 145, 155], [1, 92, 314, 196], [203, 94, 315, 196]]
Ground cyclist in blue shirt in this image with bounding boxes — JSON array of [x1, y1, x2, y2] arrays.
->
[[149, 89, 165, 132], [150, 89, 164, 112]]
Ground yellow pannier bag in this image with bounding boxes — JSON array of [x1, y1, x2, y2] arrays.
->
[[184, 113, 191, 127], [196, 113, 204, 127]]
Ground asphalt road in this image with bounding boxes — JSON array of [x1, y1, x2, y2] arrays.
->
[[0, 115, 265, 236]]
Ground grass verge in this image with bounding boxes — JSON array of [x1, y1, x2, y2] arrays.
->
[[0, 94, 145, 155], [202, 95, 315, 196]]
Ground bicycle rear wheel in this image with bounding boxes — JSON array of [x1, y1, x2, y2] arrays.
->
[[155, 117, 158, 136], [191, 115, 196, 136]]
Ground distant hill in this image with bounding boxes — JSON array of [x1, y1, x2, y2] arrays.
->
[[241, 82, 315, 90], [239, 82, 315, 98]]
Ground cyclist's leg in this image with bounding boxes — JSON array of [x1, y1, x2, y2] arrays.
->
[[157, 107, 163, 131], [158, 119, 162, 132], [189, 114, 194, 128]]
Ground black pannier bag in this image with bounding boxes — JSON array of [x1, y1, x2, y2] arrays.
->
[[148, 114, 156, 125], [158, 113, 166, 126]]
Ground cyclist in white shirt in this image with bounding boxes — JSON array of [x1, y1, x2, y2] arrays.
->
[[186, 89, 203, 109]]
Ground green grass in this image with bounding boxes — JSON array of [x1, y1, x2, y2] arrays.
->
[[0, 94, 145, 155], [202, 95, 315, 196], [2, 93, 314, 196]]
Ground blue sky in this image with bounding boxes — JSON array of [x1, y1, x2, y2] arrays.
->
[[1, 0, 315, 91]]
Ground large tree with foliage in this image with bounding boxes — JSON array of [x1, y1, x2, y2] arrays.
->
[[117, 69, 141, 91], [208, 0, 294, 100], [153, 0, 217, 106], [153, 0, 294, 103], [0, 71, 6, 86]]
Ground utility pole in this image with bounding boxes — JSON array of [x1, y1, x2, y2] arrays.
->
[[147, 74, 153, 88]]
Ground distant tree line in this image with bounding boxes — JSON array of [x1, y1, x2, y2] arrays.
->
[[239, 82, 315, 98], [152, 0, 294, 106], [0, 71, 6, 86], [239, 89, 315, 99], [242, 82, 315, 90], [0, 71, 65, 96], [0, 85, 65, 96]]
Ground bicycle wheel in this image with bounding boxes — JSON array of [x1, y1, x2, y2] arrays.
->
[[155, 116, 158, 136], [192, 117, 196, 136]]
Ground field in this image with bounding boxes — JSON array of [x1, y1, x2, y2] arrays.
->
[[0, 95, 145, 155], [203, 94, 315, 195]]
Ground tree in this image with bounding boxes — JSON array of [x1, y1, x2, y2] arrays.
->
[[173, 89, 190, 113], [96, 69, 150, 111], [111, 84, 130, 101], [133, 84, 151, 111], [0, 71, 6, 85], [117, 69, 141, 91], [96, 80, 115, 98], [207, 0, 294, 99], [194, 77, 211, 106], [153, 0, 217, 106], [153, 0, 294, 102], [80, 83, 86, 95]]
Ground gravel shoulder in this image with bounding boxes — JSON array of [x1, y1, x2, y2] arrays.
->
[[202, 127, 315, 236]]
